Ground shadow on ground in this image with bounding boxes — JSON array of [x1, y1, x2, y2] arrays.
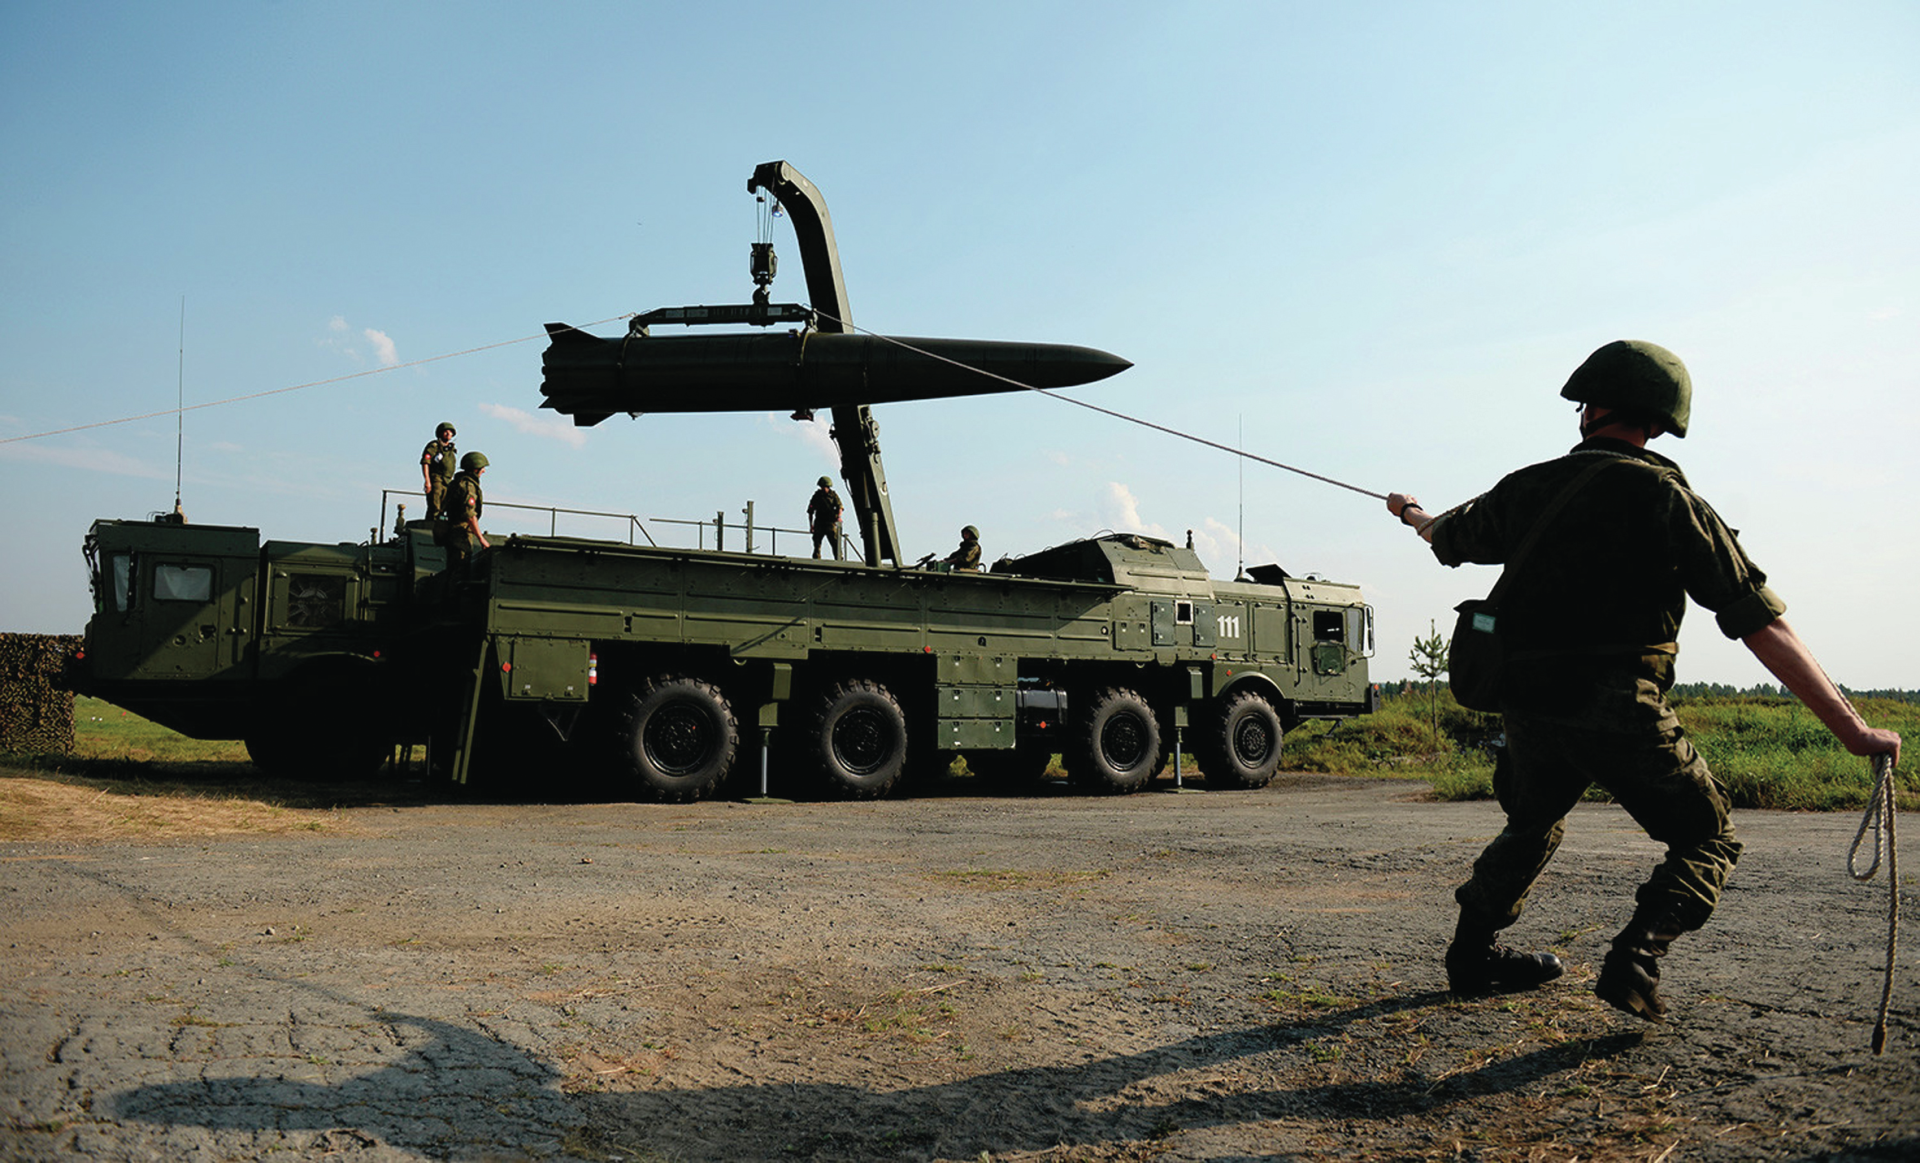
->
[[573, 991, 1643, 1160]]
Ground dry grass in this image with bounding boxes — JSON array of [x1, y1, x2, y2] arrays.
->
[[0, 765, 379, 842]]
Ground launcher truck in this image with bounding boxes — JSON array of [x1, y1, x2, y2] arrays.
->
[[74, 161, 1377, 799]]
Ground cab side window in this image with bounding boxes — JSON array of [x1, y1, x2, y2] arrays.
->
[[107, 553, 133, 612], [153, 564, 213, 603]]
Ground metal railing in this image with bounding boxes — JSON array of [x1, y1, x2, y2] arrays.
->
[[652, 500, 850, 558], [379, 489, 657, 546], [379, 490, 854, 558]]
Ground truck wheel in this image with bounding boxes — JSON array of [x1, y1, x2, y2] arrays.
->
[[1199, 690, 1284, 790], [809, 680, 908, 799], [966, 747, 1054, 792], [245, 677, 391, 780], [617, 676, 738, 803], [1067, 687, 1161, 794]]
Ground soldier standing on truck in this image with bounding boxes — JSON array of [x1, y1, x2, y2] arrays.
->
[[944, 525, 982, 571], [443, 451, 490, 569], [420, 422, 458, 520], [1385, 339, 1901, 1022], [808, 475, 842, 560]]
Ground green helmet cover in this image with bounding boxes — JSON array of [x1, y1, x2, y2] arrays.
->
[[1559, 340, 1691, 437], [818, 476, 833, 487], [961, 525, 979, 541], [460, 451, 489, 472], [437, 421, 457, 437]]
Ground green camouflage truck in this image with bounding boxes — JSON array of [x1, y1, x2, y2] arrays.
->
[[77, 514, 1375, 800], [72, 161, 1376, 798]]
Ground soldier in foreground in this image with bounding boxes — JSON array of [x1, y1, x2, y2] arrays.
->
[[807, 475, 842, 560], [420, 421, 458, 520], [944, 525, 982, 571], [442, 451, 490, 570], [1386, 340, 1900, 1020]]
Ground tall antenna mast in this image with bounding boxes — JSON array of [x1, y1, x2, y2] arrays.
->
[[1236, 414, 1245, 580], [173, 296, 186, 519]]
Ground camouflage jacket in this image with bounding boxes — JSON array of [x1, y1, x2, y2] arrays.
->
[[1429, 437, 1783, 727], [421, 439, 458, 486], [444, 470, 484, 537], [807, 486, 842, 532], [945, 538, 982, 571]]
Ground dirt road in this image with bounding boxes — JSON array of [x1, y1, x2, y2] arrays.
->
[[2, 770, 1914, 1161]]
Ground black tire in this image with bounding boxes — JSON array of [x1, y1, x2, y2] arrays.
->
[[615, 675, 738, 803], [1066, 687, 1161, 794], [808, 679, 908, 799], [245, 673, 391, 780], [966, 746, 1055, 792], [1198, 690, 1285, 790]]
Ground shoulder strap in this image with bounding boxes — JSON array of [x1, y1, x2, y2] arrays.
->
[[1484, 456, 1622, 604]]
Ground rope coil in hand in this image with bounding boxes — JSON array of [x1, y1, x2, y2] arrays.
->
[[1847, 753, 1900, 1054]]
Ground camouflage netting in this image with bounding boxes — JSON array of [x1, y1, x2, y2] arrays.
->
[[0, 633, 82, 754]]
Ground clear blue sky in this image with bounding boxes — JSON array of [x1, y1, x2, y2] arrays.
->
[[3, 1, 1916, 688]]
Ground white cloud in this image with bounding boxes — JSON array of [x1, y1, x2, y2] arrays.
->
[[759, 411, 839, 465], [317, 316, 398, 367], [0, 440, 168, 479], [1099, 481, 1171, 541], [363, 328, 399, 367], [478, 402, 588, 448]]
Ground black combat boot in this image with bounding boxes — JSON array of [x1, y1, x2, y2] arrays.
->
[[1445, 915, 1566, 996], [1595, 916, 1685, 1022]]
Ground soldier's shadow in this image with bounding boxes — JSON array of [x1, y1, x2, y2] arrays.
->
[[109, 1011, 579, 1155], [575, 990, 1644, 1159], [109, 993, 1642, 1159]]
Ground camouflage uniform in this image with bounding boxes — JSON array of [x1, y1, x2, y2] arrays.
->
[[421, 438, 457, 520], [944, 536, 982, 571], [1429, 436, 1784, 936], [442, 469, 485, 569], [808, 485, 843, 560]]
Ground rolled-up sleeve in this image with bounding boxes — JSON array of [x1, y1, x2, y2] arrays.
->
[[1664, 483, 1785, 639]]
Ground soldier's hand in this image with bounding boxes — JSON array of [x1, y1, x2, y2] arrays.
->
[[1386, 493, 1419, 520], [1844, 725, 1901, 768]]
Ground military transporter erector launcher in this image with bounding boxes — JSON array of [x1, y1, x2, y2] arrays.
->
[[76, 160, 1377, 800]]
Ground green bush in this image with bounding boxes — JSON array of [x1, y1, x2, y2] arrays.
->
[[1291, 688, 1915, 812]]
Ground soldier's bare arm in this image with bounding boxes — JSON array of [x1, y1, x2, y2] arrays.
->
[[1386, 493, 1437, 544], [1743, 618, 1901, 766]]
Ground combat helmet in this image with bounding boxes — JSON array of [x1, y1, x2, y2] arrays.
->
[[961, 525, 979, 541], [460, 451, 489, 472], [818, 475, 833, 487], [1559, 340, 1691, 438], [437, 420, 457, 437]]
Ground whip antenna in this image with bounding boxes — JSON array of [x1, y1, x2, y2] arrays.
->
[[173, 296, 186, 520]]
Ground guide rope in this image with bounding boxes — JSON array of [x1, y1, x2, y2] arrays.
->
[[809, 309, 1389, 501], [0, 315, 635, 446], [1847, 752, 1901, 1054]]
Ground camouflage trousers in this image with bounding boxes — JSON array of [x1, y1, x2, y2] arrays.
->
[[1456, 713, 1742, 935], [424, 483, 448, 522]]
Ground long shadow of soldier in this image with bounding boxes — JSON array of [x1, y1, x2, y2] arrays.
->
[[572, 990, 1644, 1159], [109, 1011, 580, 1157]]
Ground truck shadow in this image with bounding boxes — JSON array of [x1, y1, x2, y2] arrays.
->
[[570, 992, 1646, 1159], [107, 1011, 581, 1156]]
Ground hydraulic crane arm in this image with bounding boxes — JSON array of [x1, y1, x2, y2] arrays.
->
[[748, 161, 904, 568]]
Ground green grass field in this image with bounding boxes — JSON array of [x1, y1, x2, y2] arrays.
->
[[19, 694, 1917, 813], [1285, 687, 1917, 812]]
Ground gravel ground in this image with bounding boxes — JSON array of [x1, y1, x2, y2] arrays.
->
[[2, 771, 1915, 1161]]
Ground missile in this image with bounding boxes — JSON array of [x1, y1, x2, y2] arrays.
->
[[538, 324, 1131, 425]]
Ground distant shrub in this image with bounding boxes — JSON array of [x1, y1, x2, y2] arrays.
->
[[1293, 689, 1916, 812]]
